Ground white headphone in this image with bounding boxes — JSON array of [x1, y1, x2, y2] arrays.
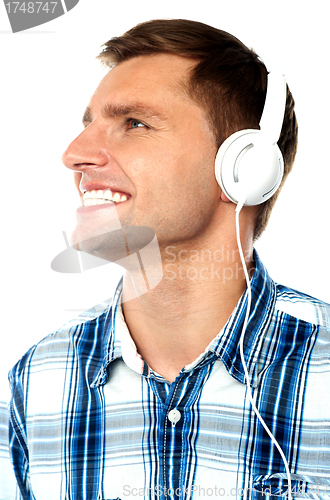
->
[[224, 67, 292, 499], [215, 68, 287, 206]]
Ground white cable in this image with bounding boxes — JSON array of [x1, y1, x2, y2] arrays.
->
[[235, 201, 292, 500]]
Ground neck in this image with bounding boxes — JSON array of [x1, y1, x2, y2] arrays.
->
[[122, 207, 255, 383]]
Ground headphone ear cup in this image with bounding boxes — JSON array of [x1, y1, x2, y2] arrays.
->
[[215, 129, 284, 206]]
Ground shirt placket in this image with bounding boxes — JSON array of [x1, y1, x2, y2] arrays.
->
[[148, 365, 211, 500]]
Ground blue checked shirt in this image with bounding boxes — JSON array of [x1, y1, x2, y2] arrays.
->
[[1, 251, 330, 500]]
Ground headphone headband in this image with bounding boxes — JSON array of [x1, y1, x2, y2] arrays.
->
[[259, 70, 287, 144]]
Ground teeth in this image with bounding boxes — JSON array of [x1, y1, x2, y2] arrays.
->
[[82, 189, 129, 207]]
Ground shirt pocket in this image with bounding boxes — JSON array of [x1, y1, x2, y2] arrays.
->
[[251, 474, 330, 499]]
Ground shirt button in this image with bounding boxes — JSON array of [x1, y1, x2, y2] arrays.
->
[[168, 409, 181, 424]]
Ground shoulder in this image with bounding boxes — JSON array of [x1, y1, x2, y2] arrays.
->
[[9, 298, 113, 383], [275, 283, 330, 329]]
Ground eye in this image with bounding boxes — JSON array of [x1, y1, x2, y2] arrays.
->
[[127, 119, 146, 130]]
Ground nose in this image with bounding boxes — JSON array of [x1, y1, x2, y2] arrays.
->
[[62, 125, 110, 172]]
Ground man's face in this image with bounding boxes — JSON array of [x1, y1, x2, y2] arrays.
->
[[62, 53, 221, 255]]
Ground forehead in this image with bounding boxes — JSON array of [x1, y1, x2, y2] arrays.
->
[[89, 54, 197, 110]]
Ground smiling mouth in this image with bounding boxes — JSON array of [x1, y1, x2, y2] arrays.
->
[[82, 189, 129, 207]]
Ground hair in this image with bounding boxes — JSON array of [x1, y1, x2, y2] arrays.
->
[[97, 19, 298, 239]]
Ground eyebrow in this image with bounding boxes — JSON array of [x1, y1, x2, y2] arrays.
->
[[82, 102, 167, 126]]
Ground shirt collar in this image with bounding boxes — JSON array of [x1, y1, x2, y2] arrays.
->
[[92, 250, 276, 388], [207, 249, 277, 387]]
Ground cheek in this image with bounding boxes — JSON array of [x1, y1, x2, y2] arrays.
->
[[125, 146, 175, 187]]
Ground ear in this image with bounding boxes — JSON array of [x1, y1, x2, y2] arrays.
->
[[220, 191, 231, 203]]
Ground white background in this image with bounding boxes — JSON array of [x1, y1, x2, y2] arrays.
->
[[0, 0, 329, 401]]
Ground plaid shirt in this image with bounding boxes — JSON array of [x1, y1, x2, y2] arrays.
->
[[1, 251, 330, 500]]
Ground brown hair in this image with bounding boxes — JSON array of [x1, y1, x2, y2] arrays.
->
[[98, 19, 298, 239]]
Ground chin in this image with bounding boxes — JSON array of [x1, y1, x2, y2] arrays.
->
[[69, 225, 129, 263]]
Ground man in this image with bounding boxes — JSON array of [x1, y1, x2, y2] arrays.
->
[[4, 18, 330, 500]]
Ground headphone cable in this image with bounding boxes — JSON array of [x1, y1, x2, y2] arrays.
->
[[235, 201, 292, 500]]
